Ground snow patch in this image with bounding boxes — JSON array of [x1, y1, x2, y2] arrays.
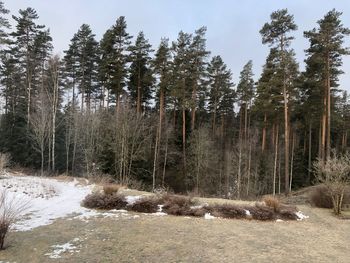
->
[[204, 213, 215, 220], [0, 173, 95, 231], [244, 209, 251, 216], [0, 174, 140, 231], [125, 195, 141, 205], [296, 211, 309, 221], [45, 240, 80, 259], [276, 219, 284, 222], [152, 212, 167, 216]]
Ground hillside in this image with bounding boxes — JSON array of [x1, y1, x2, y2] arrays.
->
[[0, 172, 349, 262]]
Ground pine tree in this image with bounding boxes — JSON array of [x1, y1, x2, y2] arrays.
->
[[128, 31, 154, 114], [188, 27, 210, 130], [304, 9, 350, 161], [260, 9, 298, 195], [152, 38, 172, 188], [207, 55, 234, 135], [102, 16, 132, 112], [73, 24, 98, 110], [11, 7, 47, 125], [236, 60, 255, 142], [171, 31, 192, 179], [0, 1, 10, 46]]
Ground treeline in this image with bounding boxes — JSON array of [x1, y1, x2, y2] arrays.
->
[[0, 2, 349, 197]]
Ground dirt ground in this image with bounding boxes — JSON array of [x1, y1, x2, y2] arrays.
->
[[0, 204, 349, 263]]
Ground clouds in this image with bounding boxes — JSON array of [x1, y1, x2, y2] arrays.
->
[[5, 0, 350, 89]]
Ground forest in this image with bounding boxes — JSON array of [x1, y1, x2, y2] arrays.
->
[[0, 1, 349, 198]]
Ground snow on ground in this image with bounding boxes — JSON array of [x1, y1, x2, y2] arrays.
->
[[45, 238, 81, 259], [125, 195, 142, 205], [0, 173, 140, 231], [204, 213, 216, 220], [244, 209, 251, 217], [296, 211, 309, 221]]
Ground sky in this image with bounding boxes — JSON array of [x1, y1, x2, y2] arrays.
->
[[4, 0, 350, 90]]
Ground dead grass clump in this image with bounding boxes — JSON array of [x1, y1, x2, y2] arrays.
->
[[82, 192, 127, 210], [184, 207, 207, 217], [277, 209, 299, 220], [248, 204, 276, 221], [210, 204, 247, 219], [309, 185, 333, 209], [103, 184, 121, 195], [161, 194, 195, 207], [0, 190, 28, 249], [161, 194, 196, 216], [128, 197, 161, 213], [88, 173, 114, 185], [262, 195, 281, 212]]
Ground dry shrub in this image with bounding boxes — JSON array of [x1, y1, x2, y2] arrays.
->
[[161, 194, 196, 215], [103, 184, 121, 195], [313, 154, 350, 215], [262, 195, 281, 212], [0, 190, 28, 249], [82, 192, 127, 210], [184, 207, 207, 217], [88, 173, 114, 185], [310, 185, 333, 208], [248, 204, 276, 221], [128, 197, 161, 213], [161, 194, 195, 207], [277, 209, 299, 220], [210, 204, 247, 219]]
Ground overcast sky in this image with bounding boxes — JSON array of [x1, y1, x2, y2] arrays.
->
[[5, 0, 350, 89]]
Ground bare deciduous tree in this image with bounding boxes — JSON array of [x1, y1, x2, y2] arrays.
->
[[0, 190, 28, 249], [314, 152, 350, 215]]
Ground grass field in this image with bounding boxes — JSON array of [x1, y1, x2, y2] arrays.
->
[[1, 203, 349, 263]]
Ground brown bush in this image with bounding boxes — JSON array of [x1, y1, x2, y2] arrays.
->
[[309, 185, 333, 209], [248, 204, 276, 221], [262, 195, 281, 212], [82, 192, 127, 210], [0, 190, 28, 249], [88, 173, 114, 185], [128, 197, 161, 213], [210, 204, 247, 219], [161, 194, 196, 215], [277, 209, 299, 220], [103, 184, 121, 195], [184, 207, 207, 217]]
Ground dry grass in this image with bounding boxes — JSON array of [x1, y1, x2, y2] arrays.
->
[[0, 190, 29, 249], [262, 195, 281, 212], [1, 204, 349, 263], [82, 192, 127, 210], [103, 184, 122, 195], [82, 191, 299, 222], [128, 197, 161, 213]]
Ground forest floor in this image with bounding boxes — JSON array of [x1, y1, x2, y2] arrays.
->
[[0, 172, 349, 263]]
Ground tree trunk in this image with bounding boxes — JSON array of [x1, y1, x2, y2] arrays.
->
[[262, 113, 267, 152], [308, 122, 312, 185], [162, 126, 169, 188], [137, 70, 141, 115], [152, 128, 159, 191], [273, 124, 279, 195], [321, 94, 327, 161], [191, 83, 196, 131], [290, 130, 295, 192], [283, 81, 290, 195], [246, 139, 252, 196], [182, 107, 186, 180], [237, 108, 243, 199], [326, 53, 331, 160]]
